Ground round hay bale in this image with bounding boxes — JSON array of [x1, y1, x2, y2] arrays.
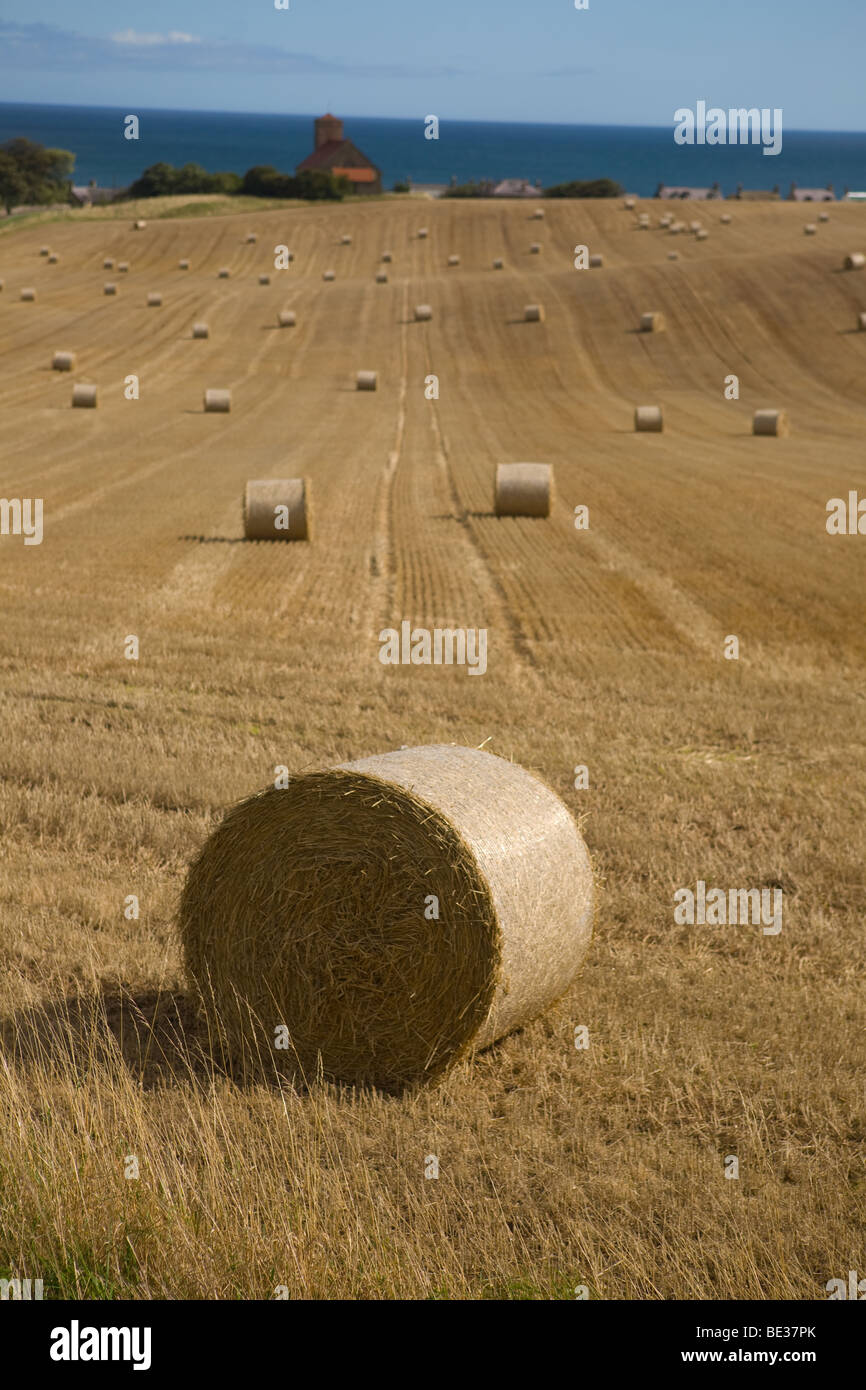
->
[[624, 197, 635, 210], [278, 310, 297, 327], [246, 233, 257, 244], [533, 208, 545, 219], [844, 253, 865, 270], [695, 229, 709, 240], [495, 462, 552, 517], [524, 304, 545, 322], [804, 223, 817, 235], [218, 268, 231, 279], [340, 235, 352, 245], [179, 259, 190, 270], [376, 271, 388, 283], [530, 242, 542, 253], [259, 274, 271, 286], [192, 322, 209, 339], [447, 254, 460, 266], [52, 351, 76, 371], [493, 258, 505, 269], [382, 251, 393, 262], [103, 283, 117, 295], [720, 212, 732, 223], [589, 254, 603, 268], [417, 228, 429, 238], [659, 215, 672, 228], [356, 370, 378, 391], [243, 478, 310, 541], [72, 384, 98, 409], [48, 253, 59, 264], [323, 270, 336, 281], [640, 311, 665, 332], [414, 304, 433, 321], [858, 312, 866, 331], [146, 292, 162, 307], [39, 246, 50, 256], [134, 220, 146, 230], [753, 408, 789, 437], [819, 211, 830, 222], [0, 278, 4, 291], [668, 251, 680, 260], [118, 262, 130, 272], [20, 288, 36, 301], [178, 743, 593, 1090], [204, 388, 231, 413], [635, 405, 663, 432], [638, 213, 650, 227], [103, 257, 114, 269], [689, 220, 702, 232]]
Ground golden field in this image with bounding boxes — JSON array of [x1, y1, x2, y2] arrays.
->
[[0, 194, 864, 1299]]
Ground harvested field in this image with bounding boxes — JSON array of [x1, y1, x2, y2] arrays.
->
[[0, 195, 864, 1302]]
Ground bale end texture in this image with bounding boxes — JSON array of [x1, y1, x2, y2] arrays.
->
[[753, 409, 789, 437], [178, 744, 593, 1090], [495, 462, 552, 518], [243, 478, 310, 542], [635, 405, 663, 432]]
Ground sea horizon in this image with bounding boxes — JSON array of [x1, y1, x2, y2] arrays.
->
[[2, 100, 865, 198]]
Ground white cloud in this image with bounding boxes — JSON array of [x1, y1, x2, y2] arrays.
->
[[111, 30, 200, 48]]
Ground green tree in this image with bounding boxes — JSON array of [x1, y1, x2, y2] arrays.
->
[[0, 138, 74, 213], [544, 178, 623, 198]]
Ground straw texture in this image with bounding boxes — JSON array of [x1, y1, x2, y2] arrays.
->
[[753, 409, 789, 436], [243, 478, 310, 541], [495, 462, 552, 517], [179, 744, 593, 1089], [635, 405, 663, 432]]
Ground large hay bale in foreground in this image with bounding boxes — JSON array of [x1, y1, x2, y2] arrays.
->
[[414, 304, 433, 321], [524, 304, 545, 322], [278, 310, 296, 327], [243, 478, 310, 541], [753, 408, 789, 436], [72, 384, 98, 408], [495, 462, 552, 517], [356, 370, 378, 391], [635, 405, 663, 432], [52, 351, 76, 371], [204, 388, 231, 413], [179, 744, 593, 1089], [844, 253, 865, 270]]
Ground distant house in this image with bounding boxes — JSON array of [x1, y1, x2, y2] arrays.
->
[[295, 114, 382, 195], [656, 183, 722, 200], [731, 184, 781, 201], [843, 190, 866, 202], [493, 178, 542, 198], [788, 183, 835, 202], [70, 184, 116, 207]]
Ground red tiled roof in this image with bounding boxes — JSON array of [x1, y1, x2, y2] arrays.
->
[[296, 140, 347, 171]]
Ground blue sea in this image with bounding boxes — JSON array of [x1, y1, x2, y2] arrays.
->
[[1, 102, 865, 198]]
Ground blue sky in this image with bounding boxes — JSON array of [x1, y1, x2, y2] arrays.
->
[[0, 0, 864, 129]]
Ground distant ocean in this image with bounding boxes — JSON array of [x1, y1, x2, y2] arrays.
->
[[2, 102, 865, 198]]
